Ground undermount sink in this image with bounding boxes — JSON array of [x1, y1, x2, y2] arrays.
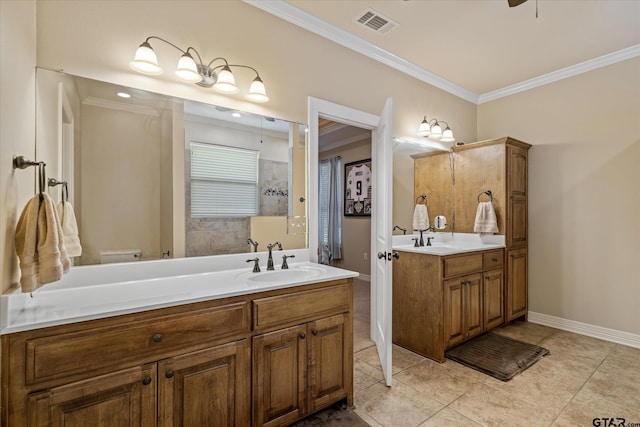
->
[[246, 266, 324, 283]]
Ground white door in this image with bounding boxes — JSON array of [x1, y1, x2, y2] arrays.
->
[[372, 98, 393, 386], [307, 97, 394, 386]]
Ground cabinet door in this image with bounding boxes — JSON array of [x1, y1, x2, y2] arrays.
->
[[158, 339, 250, 427], [507, 145, 528, 247], [507, 248, 528, 321], [484, 269, 504, 330], [253, 324, 307, 427], [28, 364, 156, 427], [465, 274, 483, 340], [444, 278, 465, 348], [308, 314, 350, 412]]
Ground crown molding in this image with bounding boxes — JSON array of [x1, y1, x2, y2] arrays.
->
[[243, 0, 479, 104], [82, 96, 160, 117], [478, 44, 640, 104], [244, 1, 639, 105]]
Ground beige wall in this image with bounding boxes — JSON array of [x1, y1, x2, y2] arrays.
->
[[0, 0, 36, 294], [478, 58, 640, 335], [321, 139, 372, 277]]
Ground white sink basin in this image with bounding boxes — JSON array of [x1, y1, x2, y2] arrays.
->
[[246, 266, 324, 283]]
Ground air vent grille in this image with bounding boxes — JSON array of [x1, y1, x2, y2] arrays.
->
[[354, 8, 398, 35]]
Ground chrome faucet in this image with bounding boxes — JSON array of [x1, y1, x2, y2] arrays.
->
[[266, 242, 282, 270], [247, 238, 259, 252]]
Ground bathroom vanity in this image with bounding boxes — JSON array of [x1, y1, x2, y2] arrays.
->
[[393, 244, 505, 362], [0, 253, 355, 427], [398, 136, 531, 362]]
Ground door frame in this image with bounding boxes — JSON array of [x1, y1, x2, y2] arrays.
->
[[307, 97, 393, 384]]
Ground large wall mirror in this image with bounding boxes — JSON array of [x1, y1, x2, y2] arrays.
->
[[36, 68, 307, 266]]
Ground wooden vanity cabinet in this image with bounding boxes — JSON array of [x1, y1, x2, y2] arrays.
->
[[393, 249, 505, 362], [1, 279, 353, 427], [252, 284, 352, 427], [414, 136, 531, 323]]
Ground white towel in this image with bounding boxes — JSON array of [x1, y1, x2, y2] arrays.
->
[[57, 201, 82, 257], [412, 204, 429, 230], [15, 193, 71, 292], [474, 201, 499, 234]]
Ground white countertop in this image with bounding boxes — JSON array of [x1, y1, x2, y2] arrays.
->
[[0, 250, 358, 335], [392, 232, 505, 256]]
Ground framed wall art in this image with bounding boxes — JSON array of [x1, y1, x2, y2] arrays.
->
[[344, 158, 372, 217]]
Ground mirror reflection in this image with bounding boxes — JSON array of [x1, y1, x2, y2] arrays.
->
[[36, 69, 307, 265]]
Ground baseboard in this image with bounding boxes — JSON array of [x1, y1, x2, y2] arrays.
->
[[528, 311, 640, 349], [357, 274, 371, 282]]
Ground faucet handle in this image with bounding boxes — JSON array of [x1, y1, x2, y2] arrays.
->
[[246, 257, 261, 273], [411, 237, 419, 247], [282, 254, 295, 269]]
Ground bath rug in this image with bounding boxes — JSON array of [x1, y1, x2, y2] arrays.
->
[[445, 332, 550, 381], [290, 401, 370, 426]]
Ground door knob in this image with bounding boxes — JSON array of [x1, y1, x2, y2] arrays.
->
[[377, 251, 386, 259], [392, 252, 400, 260]]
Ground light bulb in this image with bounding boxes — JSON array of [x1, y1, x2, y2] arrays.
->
[[417, 116, 431, 137], [429, 121, 442, 139], [175, 53, 202, 83], [213, 66, 238, 93], [440, 127, 455, 143], [129, 42, 162, 75], [247, 76, 269, 102]]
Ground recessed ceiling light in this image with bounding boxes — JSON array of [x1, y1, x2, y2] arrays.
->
[[232, 112, 242, 118], [116, 92, 131, 98]]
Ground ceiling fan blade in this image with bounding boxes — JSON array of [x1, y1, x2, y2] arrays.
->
[[508, 0, 528, 7]]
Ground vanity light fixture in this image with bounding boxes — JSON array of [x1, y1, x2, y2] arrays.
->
[[417, 116, 455, 143], [129, 36, 269, 103]]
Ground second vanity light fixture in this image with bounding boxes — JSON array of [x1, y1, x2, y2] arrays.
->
[[129, 36, 269, 103], [417, 116, 455, 143]]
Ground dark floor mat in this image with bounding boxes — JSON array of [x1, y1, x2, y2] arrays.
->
[[445, 332, 550, 381]]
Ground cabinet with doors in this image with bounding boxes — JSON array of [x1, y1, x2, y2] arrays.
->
[[413, 136, 530, 323], [393, 248, 504, 362], [1, 279, 353, 427], [252, 284, 352, 427]]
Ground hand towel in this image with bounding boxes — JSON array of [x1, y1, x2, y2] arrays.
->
[[15, 193, 71, 292], [412, 204, 429, 230], [57, 201, 82, 257], [474, 201, 499, 234]]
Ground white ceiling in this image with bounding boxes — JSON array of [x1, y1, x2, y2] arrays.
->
[[248, 0, 640, 103]]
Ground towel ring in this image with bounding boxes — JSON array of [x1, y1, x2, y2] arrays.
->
[[477, 190, 493, 203], [415, 194, 427, 204]]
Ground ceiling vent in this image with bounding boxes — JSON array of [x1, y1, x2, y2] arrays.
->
[[354, 8, 398, 35]]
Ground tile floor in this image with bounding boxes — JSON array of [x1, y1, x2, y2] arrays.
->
[[352, 279, 640, 427]]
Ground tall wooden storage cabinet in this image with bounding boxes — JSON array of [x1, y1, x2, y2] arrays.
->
[[414, 136, 531, 323]]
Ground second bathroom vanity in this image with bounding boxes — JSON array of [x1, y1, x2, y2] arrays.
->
[[394, 136, 530, 362], [393, 239, 505, 362]]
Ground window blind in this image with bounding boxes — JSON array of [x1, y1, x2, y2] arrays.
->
[[190, 142, 258, 217]]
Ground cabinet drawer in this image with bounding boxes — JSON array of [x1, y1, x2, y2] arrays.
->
[[25, 301, 249, 385], [483, 250, 504, 270], [443, 254, 483, 278], [253, 284, 350, 330]]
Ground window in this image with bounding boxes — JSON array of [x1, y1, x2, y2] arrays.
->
[[190, 142, 258, 217]]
